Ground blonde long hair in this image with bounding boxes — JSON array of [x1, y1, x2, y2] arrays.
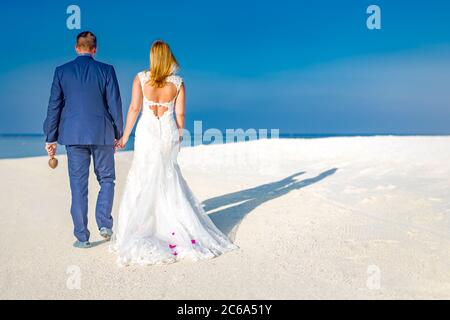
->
[[147, 40, 179, 88]]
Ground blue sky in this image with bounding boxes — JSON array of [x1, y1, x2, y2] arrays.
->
[[0, 0, 449, 134]]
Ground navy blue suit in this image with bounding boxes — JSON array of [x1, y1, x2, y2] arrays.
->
[[43, 55, 123, 242]]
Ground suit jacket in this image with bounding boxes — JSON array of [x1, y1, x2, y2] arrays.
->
[[43, 55, 123, 145]]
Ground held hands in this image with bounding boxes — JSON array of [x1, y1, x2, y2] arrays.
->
[[114, 136, 128, 152], [45, 143, 57, 158]]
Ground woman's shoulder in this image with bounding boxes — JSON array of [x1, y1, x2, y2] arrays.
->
[[137, 70, 181, 79], [136, 70, 183, 89], [137, 70, 150, 80], [166, 73, 183, 89]]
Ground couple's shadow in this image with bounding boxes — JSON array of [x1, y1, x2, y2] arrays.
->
[[204, 168, 337, 241]]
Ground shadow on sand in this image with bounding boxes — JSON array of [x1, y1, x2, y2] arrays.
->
[[89, 239, 109, 248], [205, 168, 338, 241]]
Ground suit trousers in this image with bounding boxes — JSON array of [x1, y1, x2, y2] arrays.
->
[[66, 145, 115, 242]]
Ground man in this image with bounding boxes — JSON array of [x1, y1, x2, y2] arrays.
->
[[43, 31, 123, 248]]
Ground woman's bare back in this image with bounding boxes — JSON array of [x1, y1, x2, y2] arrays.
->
[[142, 81, 178, 119]]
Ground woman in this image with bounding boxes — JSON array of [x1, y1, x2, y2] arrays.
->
[[110, 40, 237, 266]]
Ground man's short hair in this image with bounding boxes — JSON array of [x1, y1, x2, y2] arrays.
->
[[76, 31, 97, 50]]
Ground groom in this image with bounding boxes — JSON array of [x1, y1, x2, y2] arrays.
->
[[43, 31, 123, 248]]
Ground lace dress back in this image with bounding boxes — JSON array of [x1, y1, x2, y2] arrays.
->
[[110, 71, 237, 266], [140, 71, 183, 119]]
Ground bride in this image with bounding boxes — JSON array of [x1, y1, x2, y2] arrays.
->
[[110, 40, 237, 266]]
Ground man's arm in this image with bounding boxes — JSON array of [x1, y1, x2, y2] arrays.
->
[[43, 68, 64, 155], [106, 65, 124, 139]]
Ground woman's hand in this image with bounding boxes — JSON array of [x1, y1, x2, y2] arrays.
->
[[116, 136, 129, 149], [114, 137, 125, 152]]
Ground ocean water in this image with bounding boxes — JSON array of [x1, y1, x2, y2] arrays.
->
[[0, 134, 134, 159], [0, 133, 442, 159]]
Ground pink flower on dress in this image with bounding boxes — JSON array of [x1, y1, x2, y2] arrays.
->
[[173, 252, 178, 256], [169, 244, 177, 249], [191, 239, 196, 244]]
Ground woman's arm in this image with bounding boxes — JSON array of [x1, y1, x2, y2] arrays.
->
[[119, 75, 143, 148], [174, 83, 186, 140]]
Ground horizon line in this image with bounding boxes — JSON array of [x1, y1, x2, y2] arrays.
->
[[1, 133, 450, 137]]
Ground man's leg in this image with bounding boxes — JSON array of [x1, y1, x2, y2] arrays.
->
[[66, 145, 91, 242], [91, 145, 115, 230]]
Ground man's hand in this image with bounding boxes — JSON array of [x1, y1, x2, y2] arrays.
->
[[45, 143, 57, 158]]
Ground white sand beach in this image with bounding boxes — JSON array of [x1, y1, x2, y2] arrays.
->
[[1, 136, 450, 299]]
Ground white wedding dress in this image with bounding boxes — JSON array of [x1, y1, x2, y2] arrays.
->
[[110, 71, 237, 266]]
